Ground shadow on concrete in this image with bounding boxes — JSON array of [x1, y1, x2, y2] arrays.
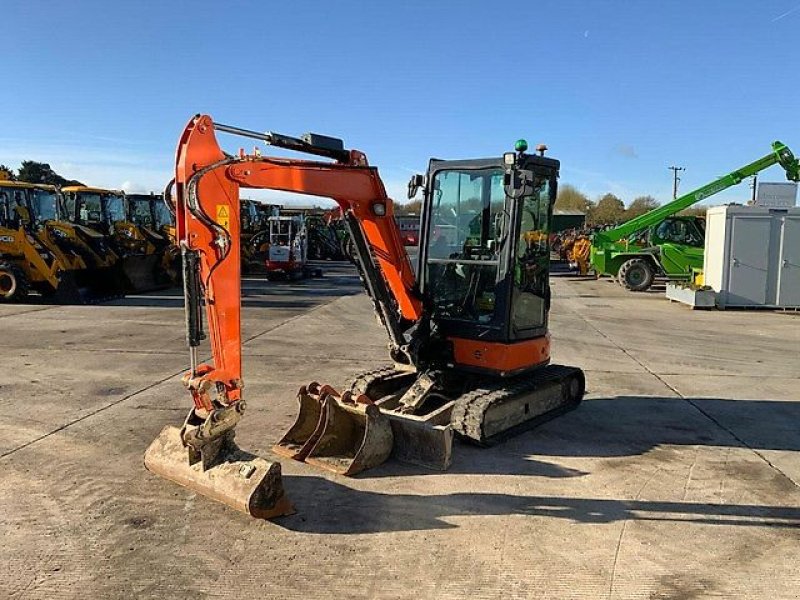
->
[[277, 475, 800, 534], [102, 288, 362, 309], [8, 262, 362, 308], [98, 269, 363, 308], [359, 396, 800, 478], [535, 396, 800, 456]]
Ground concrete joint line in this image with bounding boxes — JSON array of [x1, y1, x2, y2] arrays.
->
[[0, 369, 183, 461], [0, 292, 355, 461], [573, 309, 799, 490]]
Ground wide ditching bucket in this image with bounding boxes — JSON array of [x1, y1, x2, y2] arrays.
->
[[145, 424, 293, 519], [274, 383, 393, 476]]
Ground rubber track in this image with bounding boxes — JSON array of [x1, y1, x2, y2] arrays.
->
[[345, 366, 401, 397], [451, 364, 584, 446]]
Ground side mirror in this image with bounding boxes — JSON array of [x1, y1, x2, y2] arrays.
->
[[503, 168, 535, 199], [407, 174, 424, 200]]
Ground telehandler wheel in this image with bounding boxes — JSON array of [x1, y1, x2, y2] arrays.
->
[[0, 262, 30, 302], [618, 258, 654, 292]]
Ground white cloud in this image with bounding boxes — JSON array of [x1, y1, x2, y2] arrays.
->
[[614, 144, 638, 159]]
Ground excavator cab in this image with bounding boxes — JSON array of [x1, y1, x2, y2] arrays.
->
[[416, 149, 558, 370]]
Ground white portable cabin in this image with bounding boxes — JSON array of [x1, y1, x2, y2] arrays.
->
[[704, 205, 800, 308]]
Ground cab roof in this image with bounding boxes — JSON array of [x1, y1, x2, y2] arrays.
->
[[0, 180, 58, 191], [61, 185, 124, 195]]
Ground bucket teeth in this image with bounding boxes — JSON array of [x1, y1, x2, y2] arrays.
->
[[274, 382, 394, 476]]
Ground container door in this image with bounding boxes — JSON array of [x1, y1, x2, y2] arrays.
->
[[777, 215, 800, 307], [727, 215, 770, 305]]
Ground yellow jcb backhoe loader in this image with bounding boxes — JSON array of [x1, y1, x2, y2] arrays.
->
[[126, 193, 180, 285], [61, 186, 167, 292], [0, 181, 67, 301], [0, 180, 124, 302]]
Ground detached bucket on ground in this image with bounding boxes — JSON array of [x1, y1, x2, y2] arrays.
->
[[274, 384, 394, 476]]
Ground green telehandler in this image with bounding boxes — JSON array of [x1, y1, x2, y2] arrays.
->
[[591, 141, 800, 291]]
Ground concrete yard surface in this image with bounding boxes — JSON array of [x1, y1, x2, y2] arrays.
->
[[1, 263, 799, 599]]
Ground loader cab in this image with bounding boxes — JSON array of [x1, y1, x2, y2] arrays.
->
[[241, 200, 261, 234], [650, 216, 705, 248], [0, 188, 18, 230], [62, 187, 127, 235], [27, 186, 61, 229], [152, 197, 174, 230], [0, 182, 57, 231], [126, 194, 157, 230], [415, 144, 559, 349]]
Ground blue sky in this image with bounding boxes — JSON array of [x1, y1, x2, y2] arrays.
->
[[2, 1, 798, 206]]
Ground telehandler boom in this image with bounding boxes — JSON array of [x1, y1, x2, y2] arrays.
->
[[591, 142, 799, 290], [145, 115, 584, 518]]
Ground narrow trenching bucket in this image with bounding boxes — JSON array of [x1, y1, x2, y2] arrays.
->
[[274, 383, 394, 476], [144, 425, 294, 519], [272, 382, 329, 460]]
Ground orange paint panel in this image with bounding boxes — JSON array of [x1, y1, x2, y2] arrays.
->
[[450, 334, 551, 375]]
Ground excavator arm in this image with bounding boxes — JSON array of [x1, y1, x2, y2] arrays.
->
[[146, 114, 426, 517], [173, 113, 421, 418]]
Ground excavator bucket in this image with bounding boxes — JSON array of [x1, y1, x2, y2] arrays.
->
[[273, 382, 329, 460], [144, 425, 293, 519], [274, 384, 394, 476], [305, 397, 393, 476]]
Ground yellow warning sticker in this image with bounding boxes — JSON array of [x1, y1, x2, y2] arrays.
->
[[216, 205, 230, 229]]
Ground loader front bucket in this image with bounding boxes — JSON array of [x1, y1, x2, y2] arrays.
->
[[73, 266, 127, 302], [273, 383, 329, 460], [121, 254, 167, 293], [304, 396, 393, 476], [144, 425, 293, 519]]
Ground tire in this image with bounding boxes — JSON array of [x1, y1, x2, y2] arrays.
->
[[0, 262, 30, 302], [618, 258, 655, 292]]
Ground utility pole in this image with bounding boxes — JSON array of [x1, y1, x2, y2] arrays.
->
[[668, 166, 685, 200], [750, 174, 758, 204]]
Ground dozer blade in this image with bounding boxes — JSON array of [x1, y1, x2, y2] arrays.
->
[[273, 382, 329, 460], [304, 397, 393, 476], [144, 426, 294, 519], [383, 407, 454, 471]]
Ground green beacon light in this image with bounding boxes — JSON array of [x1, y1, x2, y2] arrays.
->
[[515, 139, 528, 153]]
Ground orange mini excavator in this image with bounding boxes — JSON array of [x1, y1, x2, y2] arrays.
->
[[145, 115, 585, 518]]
